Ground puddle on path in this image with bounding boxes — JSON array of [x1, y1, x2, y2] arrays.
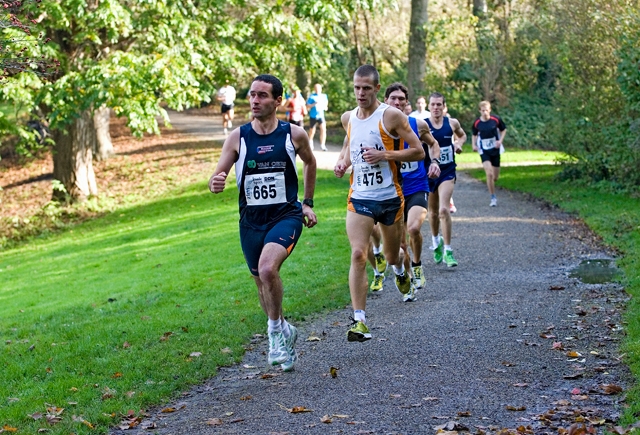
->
[[569, 259, 622, 284]]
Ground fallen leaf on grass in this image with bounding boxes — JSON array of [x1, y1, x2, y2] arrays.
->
[[506, 405, 526, 411], [189, 352, 202, 357], [159, 331, 173, 342], [29, 411, 43, 420], [112, 372, 123, 378], [220, 347, 232, 354], [205, 418, 223, 426], [72, 415, 94, 429], [601, 384, 623, 394], [2, 426, 18, 432]]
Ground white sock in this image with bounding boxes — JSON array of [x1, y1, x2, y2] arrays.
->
[[432, 236, 440, 248], [392, 264, 405, 275], [374, 270, 383, 277], [445, 245, 452, 252], [281, 319, 291, 338], [372, 245, 382, 255], [354, 310, 366, 323], [267, 318, 282, 334]]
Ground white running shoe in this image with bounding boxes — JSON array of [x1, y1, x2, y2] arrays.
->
[[267, 331, 288, 366]]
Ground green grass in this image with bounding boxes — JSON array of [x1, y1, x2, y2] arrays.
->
[[466, 164, 640, 424], [0, 170, 353, 434], [455, 144, 566, 166]]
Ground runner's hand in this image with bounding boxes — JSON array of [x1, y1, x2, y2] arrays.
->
[[302, 207, 317, 228], [334, 160, 348, 178], [428, 163, 441, 179], [209, 172, 228, 193]]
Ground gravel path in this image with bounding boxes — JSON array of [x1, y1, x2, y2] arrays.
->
[[116, 111, 630, 435]]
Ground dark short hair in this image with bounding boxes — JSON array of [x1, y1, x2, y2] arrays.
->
[[253, 74, 283, 99], [428, 92, 446, 105], [354, 64, 380, 86], [384, 82, 409, 100]]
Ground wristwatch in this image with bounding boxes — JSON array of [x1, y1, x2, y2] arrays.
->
[[431, 158, 440, 166], [302, 198, 314, 208]]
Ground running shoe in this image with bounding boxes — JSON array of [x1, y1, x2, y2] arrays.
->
[[403, 285, 416, 302], [395, 272, 411, 295], [450, 200, 457, 213], [444, 250, 458, 267], [374, 252, 387, 273], [490, 197, 497, 207], [267, 331, 288, 365], [321, 145, 328, 151], [433, 238, 444, 264], [370, 274, 384, 292], [347, 320, 372, 342], [412, 265, 425, 290], [281, 324, 298, 372]]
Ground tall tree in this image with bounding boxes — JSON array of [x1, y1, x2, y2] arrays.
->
[[407, 0, 428, 103], [1, 0, 360, 201]]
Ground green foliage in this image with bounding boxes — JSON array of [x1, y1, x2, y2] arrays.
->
[[0, 170, 352, 434]]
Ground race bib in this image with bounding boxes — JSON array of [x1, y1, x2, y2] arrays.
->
[[244, 172, 287, 206], [400, 161, 419, 174], [480, 138, 497, 150], [353, 163, 392, 191], [440, 145, 454, 165]]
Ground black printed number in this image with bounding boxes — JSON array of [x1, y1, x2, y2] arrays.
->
[[253, 184, 277, 200], [362, 171, 383, 186]]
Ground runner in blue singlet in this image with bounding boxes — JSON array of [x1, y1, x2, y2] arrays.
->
[[425, 92, 467, 268], [209, 74, 317, 372]]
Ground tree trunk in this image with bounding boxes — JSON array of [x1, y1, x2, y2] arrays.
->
[[407, 0, 428, 104], [93, 105, 114, 161], [295, 64, 311, 99], [473, 0, 487, 18], [52, 109, 98, 201]]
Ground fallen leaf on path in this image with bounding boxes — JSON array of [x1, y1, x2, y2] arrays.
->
[[161, 407, 177, 413], [423, 397, 439, 401], [390, 394, 402, 398], [321, 415, 332, 423], [572, 395, 589, 400], [277, 403, 313, 413], [306, 336, 322, 342], [240, 396, 252, 401], [330, 367, 338, 378], [205, 418, 223, 426], [333, 414, 349, 418], [601, 384, 623, 394], [506, 405, 526, 411], [457, 411, 471, 417], [566, 351, 582, 358], [513, 383, 529, 387], [563, 373, 584, 379], [540, 333, 557, 339], [553, 342, 564, 350], [549, 285, 565, 290], [435, 421, 469, 431], [571, 388, 581, 395], [502, 361, 516, 367]]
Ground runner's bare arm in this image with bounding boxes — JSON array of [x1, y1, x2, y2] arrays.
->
[[450, 119, 467, 154], [497, 128, 507, 148], [292, 125, 318, 228], [416, 118, 441, 178], [335, 112, 352, 178], [209, 129, 241, 193], [364, 107, 425, 164]]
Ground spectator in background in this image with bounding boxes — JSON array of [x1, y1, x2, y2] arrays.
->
[[409, 96, 430, 120], [217, 80, 237, 135], [285, 88, 307, 127], [307, 83, 329, 151]]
